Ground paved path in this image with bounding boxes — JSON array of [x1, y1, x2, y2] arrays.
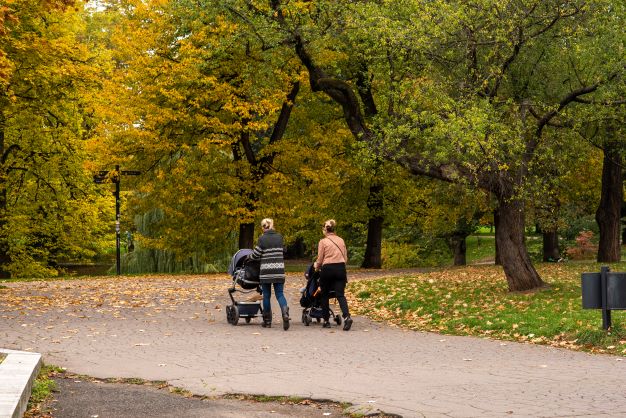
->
[[51, 376, 347, 418], [2, 271, 626, 417]]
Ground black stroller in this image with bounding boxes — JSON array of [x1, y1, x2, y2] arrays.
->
[[300, 264, 342, 326], [226, 249, 263, 325]]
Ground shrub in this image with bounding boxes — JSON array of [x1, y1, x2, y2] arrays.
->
[[565, 230, 597, 260], [381, 240, 450, 268]]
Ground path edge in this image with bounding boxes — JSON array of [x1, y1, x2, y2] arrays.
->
[[0, 349, 42, 418]]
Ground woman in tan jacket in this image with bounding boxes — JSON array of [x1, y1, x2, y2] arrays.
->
[[313, 219, 353, 331]]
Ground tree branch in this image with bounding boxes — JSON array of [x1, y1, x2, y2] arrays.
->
[[536, 83, 599, 138], [2, 144, 20, 164]]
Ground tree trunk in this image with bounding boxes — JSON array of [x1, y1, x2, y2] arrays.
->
[[238, 222, 255, 249], [285, 237, 306, 259], [496, 198, 544, 291], [542, 230, 560, 262], [362, 183, 383, 268], [447, 235, 467, 266], [362, 216, 383, 268], [596, 142, 622, 262], [493, 208, 501, 266], [0, 121, 9, 278]]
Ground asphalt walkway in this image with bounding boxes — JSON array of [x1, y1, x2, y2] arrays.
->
[[2, 270, 626, 417], [50, 375, 348, 417]]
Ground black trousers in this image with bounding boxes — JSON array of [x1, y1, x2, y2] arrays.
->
[[320, 263, 350, 321]]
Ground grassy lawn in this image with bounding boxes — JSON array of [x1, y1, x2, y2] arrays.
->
[[465, 233, 548, 264], [465, 235, 496, 263], [348, 261, 626, 356]]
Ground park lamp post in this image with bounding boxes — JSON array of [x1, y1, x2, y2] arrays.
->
[[93, 165, 141, 275]]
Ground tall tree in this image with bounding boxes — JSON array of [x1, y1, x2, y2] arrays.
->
[[94, 0, 355, 265], [1, 0, 110, 277], [258, 0, 624, 291]]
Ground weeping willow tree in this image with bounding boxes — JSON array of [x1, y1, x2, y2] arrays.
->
[[119, 209, 237, 274]]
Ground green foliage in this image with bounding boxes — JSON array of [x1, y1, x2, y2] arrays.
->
[[2, 0, 625, 277], [381, 239, 450, 269], [562, 215, 599, 241], [0, 0, 112, 277]]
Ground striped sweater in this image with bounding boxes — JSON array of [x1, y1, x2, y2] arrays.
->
[[249, 229, 286, 284]]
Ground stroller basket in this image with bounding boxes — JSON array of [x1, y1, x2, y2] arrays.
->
[[236, 301, 261, 316]]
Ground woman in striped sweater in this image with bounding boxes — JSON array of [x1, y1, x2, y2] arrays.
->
[[249, 218, 290, 330]]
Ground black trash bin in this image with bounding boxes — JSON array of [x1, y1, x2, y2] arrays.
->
[[607, 272, 626, 310], [581, 272, 601, 309]]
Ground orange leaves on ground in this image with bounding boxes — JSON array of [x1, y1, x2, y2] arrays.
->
[[0, 274, 231, 323]]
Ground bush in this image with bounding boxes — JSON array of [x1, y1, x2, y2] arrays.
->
[[565, 230, 597, 260], [381, 240, 450, 268], [562, 215, 598, 241], [347, 246, 364, 267]]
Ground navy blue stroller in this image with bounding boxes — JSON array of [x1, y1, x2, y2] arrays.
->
[[300, 264, 342, 326], [226, 249, 263, 325]]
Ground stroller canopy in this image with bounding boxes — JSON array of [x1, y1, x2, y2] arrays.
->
[[228, 249, 253, 276]]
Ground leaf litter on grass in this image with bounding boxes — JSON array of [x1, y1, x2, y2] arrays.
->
[[347, 262, 626, 356]]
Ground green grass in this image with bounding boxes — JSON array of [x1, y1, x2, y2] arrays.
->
[[349, 261, 626, 355], [26, 364, 63, 416], [474, 226, 495, 234], [465, 235, 495, 263], [465, 233, 559, 264]]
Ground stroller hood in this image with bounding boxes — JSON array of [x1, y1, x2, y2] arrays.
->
[[228, 249, 253, 276]]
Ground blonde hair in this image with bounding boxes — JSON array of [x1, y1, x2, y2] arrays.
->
[[323, 219, 336, 233], [261, 218, 274, 230]]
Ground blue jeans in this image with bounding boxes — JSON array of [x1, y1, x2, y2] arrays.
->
[[261, 282, 288, 312]]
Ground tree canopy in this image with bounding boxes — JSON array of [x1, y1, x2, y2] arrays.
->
[[1, 0, 624, 285]]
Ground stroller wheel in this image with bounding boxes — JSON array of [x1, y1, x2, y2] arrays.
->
[[245, 317, 251, 324], [231, 305, 240, 326], [226, 305, 233, 324], [302, 311, 311, 326], [316, 318, 321, 323], [334, 314, 342, 325]]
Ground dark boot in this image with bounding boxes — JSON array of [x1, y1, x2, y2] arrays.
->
[[343, 315, 353, 331], [262, 311, 272, 328], [281, 305, 290, 331]]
